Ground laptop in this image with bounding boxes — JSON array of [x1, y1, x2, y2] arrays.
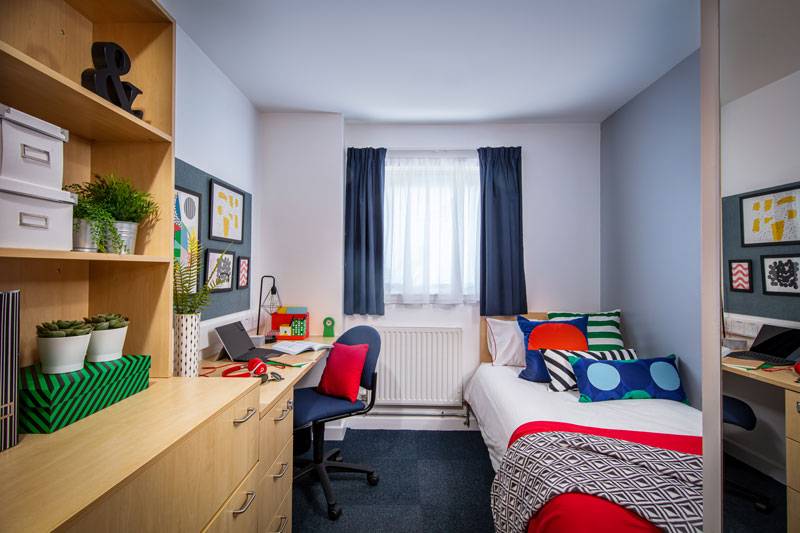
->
[[728, 325, 800, 366], [215, 322, 281, 362]]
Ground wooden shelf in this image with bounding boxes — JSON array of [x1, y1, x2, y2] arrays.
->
[[0, 40, 172, 143], [0, 248, 172, 263], [65, 0, 173, 23]]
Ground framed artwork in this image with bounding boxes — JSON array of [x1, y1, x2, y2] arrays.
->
[[740, 184, 800, 246], [174, 186, 202, 292], [761, 254, 800, 296], [237, 256, 250, 289], [209, 178, 245, 243], [205, 249, 235, 292], [728, 259, 753, 293]]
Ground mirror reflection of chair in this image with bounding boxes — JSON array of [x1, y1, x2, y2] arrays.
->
[[722, 395, 772, 513], [293, 326, 382, 520]]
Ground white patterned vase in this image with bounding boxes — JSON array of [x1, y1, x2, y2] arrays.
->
[[174, 313, 200, 377]]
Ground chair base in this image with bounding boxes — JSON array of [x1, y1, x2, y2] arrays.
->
[[725, 479, 772, 513], [294, 424, 379, 520]]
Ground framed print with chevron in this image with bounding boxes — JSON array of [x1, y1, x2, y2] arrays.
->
[[237, 256, 250, 289], [728, 259, 752, 293], [740, 184, 800, 247]]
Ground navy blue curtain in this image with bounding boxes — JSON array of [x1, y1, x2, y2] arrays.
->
[[344, 147, 387, 315], [478, 147, 527, 316]]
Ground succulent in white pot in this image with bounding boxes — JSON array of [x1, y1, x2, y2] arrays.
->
[[36, 320, 92, 374], [85, 313, 129, 362]]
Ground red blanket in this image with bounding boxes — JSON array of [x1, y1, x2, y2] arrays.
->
[[510, 422, 702, 533]]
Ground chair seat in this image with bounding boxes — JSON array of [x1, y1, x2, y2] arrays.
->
[[293, 387, 366, 428]]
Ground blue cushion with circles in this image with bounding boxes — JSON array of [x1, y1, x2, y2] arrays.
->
[[570, 354, 687, 403]]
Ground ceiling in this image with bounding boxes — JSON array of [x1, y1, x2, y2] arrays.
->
[[161, 0, 699, 123]]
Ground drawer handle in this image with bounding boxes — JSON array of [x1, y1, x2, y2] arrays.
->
[[19, 212, 48, 230], [233, 407, 256, 426], [796, 401, 799, 414], [271, 516, 288, 533], [20, 143, 51, 166], [274, 400, 293, 422], [231, 490, 256, 516], [272, 462, 289, 479]]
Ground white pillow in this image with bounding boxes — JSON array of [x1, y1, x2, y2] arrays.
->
[[486, 318, 525, 366]]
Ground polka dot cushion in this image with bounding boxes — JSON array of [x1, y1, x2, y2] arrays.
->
[[570, 354, 687, 403]]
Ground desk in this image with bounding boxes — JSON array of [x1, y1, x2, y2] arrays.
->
[[722, 363, 800, 532]]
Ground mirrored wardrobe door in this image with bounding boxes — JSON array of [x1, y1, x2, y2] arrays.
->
[[719, 1, 800, 532]]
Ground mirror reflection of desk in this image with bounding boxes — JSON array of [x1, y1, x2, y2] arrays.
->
[[722, 363, 800, 532]]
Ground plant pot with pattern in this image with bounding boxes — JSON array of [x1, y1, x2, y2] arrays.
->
[[86, 314, 129, 363], [36, 320, 93, 374], [173, 233, 226, 377]]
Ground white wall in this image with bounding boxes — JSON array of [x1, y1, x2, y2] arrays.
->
[[720, 68, 800, 483], [344, 122, 602, 384], [173, 27, 261, 350], [721, 69, 800, 197], [257, 113, 345, 336]]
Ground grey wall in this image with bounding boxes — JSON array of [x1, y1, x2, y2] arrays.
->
[[722, 181, 800, 319], [600, 51, 702, 406], [176, 158, 252, 321]]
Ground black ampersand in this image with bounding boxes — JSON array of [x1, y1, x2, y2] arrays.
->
[[81, 42, 144, 119]]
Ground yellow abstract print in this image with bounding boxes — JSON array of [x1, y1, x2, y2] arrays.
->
[[741, 186, 800, 245], [210, 180, 244, 242]]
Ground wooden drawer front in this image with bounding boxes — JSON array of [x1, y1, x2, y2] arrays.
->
[[260, 390, 293, 468], [787, 391, 800, 442], [204, 463, 260, 533], [258, 437, 293, 528], [788, 438, 800, 492], [63, 386, 260, 532], [262, 490, 292, 533], [790, 488, 800, 533]]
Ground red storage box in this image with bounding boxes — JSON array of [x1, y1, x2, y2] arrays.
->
[[271, 312, 309, 340]]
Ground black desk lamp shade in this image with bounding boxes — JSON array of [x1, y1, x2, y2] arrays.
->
[[257, 275, 281, 337]]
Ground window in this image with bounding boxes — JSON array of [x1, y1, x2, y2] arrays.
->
[[383, 151, 480, 304]]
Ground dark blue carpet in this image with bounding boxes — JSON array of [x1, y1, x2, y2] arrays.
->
[[293, 430, 495, 533], [723, 454, 786, 532]]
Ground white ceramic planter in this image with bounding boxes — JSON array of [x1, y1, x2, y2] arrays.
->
[[86, 326, 128, 363], [38, 334, 91, 374], [174, 313, 200, 377]]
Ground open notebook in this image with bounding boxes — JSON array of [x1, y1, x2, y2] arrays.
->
[[271, 340, 333, 355]]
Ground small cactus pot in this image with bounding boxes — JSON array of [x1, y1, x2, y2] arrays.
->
[[38, 334, 91, 374], [86, 326, 128, 363]]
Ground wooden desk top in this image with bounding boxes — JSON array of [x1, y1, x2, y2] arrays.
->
[[0, 378, 258, 532], [202, 336, 334, 417], [722, 362, 800, 393]]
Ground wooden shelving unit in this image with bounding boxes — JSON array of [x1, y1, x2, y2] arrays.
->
[[0, 0, 176, 377]]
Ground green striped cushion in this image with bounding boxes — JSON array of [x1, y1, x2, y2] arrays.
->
[[547, 310, 623, 350]]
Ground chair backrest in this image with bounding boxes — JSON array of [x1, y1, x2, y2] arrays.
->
[[722, 395, 756, 431], [335, 325, 381, 390]]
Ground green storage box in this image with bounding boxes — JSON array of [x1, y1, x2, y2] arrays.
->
[[18, 355, 151, 434]]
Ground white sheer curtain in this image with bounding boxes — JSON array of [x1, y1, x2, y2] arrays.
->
[[383, 151, 480, 305]]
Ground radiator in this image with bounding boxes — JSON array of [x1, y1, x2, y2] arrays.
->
[[375, 327, 463, 407]]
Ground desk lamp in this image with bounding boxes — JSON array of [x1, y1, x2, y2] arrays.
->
[[257, 275, 281, 342]]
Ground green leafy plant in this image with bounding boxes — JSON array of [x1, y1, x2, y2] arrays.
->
[[67, 187, 124, 253], [84, 313, 129, 330], [71, 174, 160, 225], [36, 320, 92, 338], [174, 233, 224, 315]]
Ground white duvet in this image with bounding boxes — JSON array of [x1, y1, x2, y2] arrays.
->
[[464, 363, 702, 470]]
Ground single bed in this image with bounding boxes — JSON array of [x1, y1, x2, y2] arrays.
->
[[466, 314, 703, 532]]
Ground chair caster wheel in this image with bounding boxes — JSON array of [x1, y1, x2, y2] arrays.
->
[[754, 501, 771, 514], [328, 504, 342, 520], [367, 472, 379, 486], [333, 454, 343, 462]]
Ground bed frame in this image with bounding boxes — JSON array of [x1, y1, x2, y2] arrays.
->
[[478, 312, 548, 363]]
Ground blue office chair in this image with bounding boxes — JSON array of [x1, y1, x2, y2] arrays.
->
[[722, 395, 771, 513], [293, 326, 381, 520]]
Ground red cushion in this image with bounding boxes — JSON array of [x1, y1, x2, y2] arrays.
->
[[316, 343, 369, 402]]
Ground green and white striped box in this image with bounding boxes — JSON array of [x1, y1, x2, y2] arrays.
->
[[18, 355, 150, 434]]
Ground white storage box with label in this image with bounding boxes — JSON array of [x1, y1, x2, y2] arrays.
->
[[0, 104, 69, 196], [0, 177, 76, 251]]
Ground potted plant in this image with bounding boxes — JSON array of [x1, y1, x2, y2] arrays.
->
[[36, 320, 93, 374], [66, 186, 123, 253], [85, 313, 129, 362], [173, 233, 223, 377], [67, 174, 159, 255]]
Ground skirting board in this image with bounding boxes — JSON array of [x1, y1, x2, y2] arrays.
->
[[344, 414, 479, 432], [724, 437, 786, 485]]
